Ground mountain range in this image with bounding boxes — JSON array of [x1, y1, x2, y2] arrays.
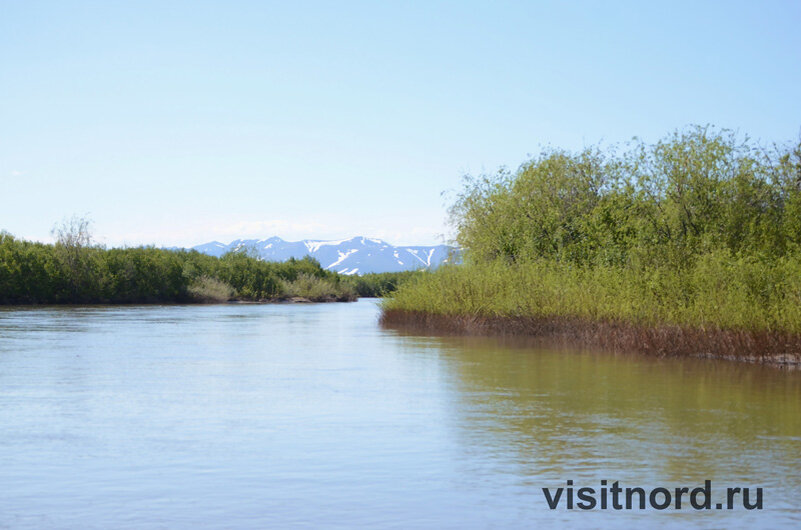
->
[[187, 236, 457, 275]]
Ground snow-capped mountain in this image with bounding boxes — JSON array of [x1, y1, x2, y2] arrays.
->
[[188, 236, 457, 275]]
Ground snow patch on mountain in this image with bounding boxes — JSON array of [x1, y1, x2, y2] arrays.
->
[[186, 236, 458, 274]]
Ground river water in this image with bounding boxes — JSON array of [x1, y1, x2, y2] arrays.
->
[[1, 299, 799, 528]]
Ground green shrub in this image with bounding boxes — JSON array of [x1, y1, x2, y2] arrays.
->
[[385, 126, 801, 334], [0, 233, 356, 305], [188, 276, 235, 302], [281, 273, 356, 302]]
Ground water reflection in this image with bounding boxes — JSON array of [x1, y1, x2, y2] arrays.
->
[[390, 332, 801, 522]]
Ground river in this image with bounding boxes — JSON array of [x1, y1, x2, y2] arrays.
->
[[1, 299, 799, 528]]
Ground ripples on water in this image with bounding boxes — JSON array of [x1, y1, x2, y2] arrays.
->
[[1, 300, 799, 528]]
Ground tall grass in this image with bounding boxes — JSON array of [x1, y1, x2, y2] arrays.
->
[[383, 253, 801, 334], [280, 273, 356, 302], [188, 276, 235, 302]]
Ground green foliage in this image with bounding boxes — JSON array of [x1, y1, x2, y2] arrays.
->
[[0, 232, 355, 305], [342, 270, 423, 297], [188, 276, 235, 302], [386, 126, 801, 334], [280, 272, 356, 302], [383, 257, 801, 333], [450, 126, 801, 268], [51, 215, 96, 299]]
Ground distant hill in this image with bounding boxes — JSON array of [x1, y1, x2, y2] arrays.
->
[[187, 236, 458, 275]]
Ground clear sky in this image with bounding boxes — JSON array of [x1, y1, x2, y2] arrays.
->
[[2, 1, 800, 247]]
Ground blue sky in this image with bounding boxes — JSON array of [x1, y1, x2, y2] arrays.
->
[[2, 1, 800, 247]]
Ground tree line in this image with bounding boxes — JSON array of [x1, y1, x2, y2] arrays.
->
[[0, 225, 355, 304], [0, 218, 428, 305], [383, 126, 801, 338], [451, 125, 801, 269]]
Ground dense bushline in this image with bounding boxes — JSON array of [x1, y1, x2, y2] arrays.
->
[[342, 271, 424, 297], [0, 234, 355, 304], [383, 126, 801, 354], [450, 126, 801, 267]]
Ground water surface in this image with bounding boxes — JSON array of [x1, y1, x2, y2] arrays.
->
[[1, 300, 799, 528]]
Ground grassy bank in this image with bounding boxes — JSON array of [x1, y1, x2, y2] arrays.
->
[[380, 258, 801, 362], [0, 232, 355, 304], [382, 127, 801, 363]]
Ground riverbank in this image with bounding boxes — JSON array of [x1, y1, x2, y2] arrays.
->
[[0, 232, 356, 304], [379, 257, 801, 366], [380, 127, 801, 366], [380, 309, 801, 366]]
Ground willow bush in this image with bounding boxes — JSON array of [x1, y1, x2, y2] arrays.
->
[[0, 233, 353, 304], [385, 126, 801, 334]]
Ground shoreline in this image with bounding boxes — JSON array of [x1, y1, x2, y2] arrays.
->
[[379, 309, 801, 367], [0, 297, 357, 308]]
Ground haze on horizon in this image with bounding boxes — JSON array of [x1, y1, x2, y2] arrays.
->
[[2, 1, 800, 248]]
